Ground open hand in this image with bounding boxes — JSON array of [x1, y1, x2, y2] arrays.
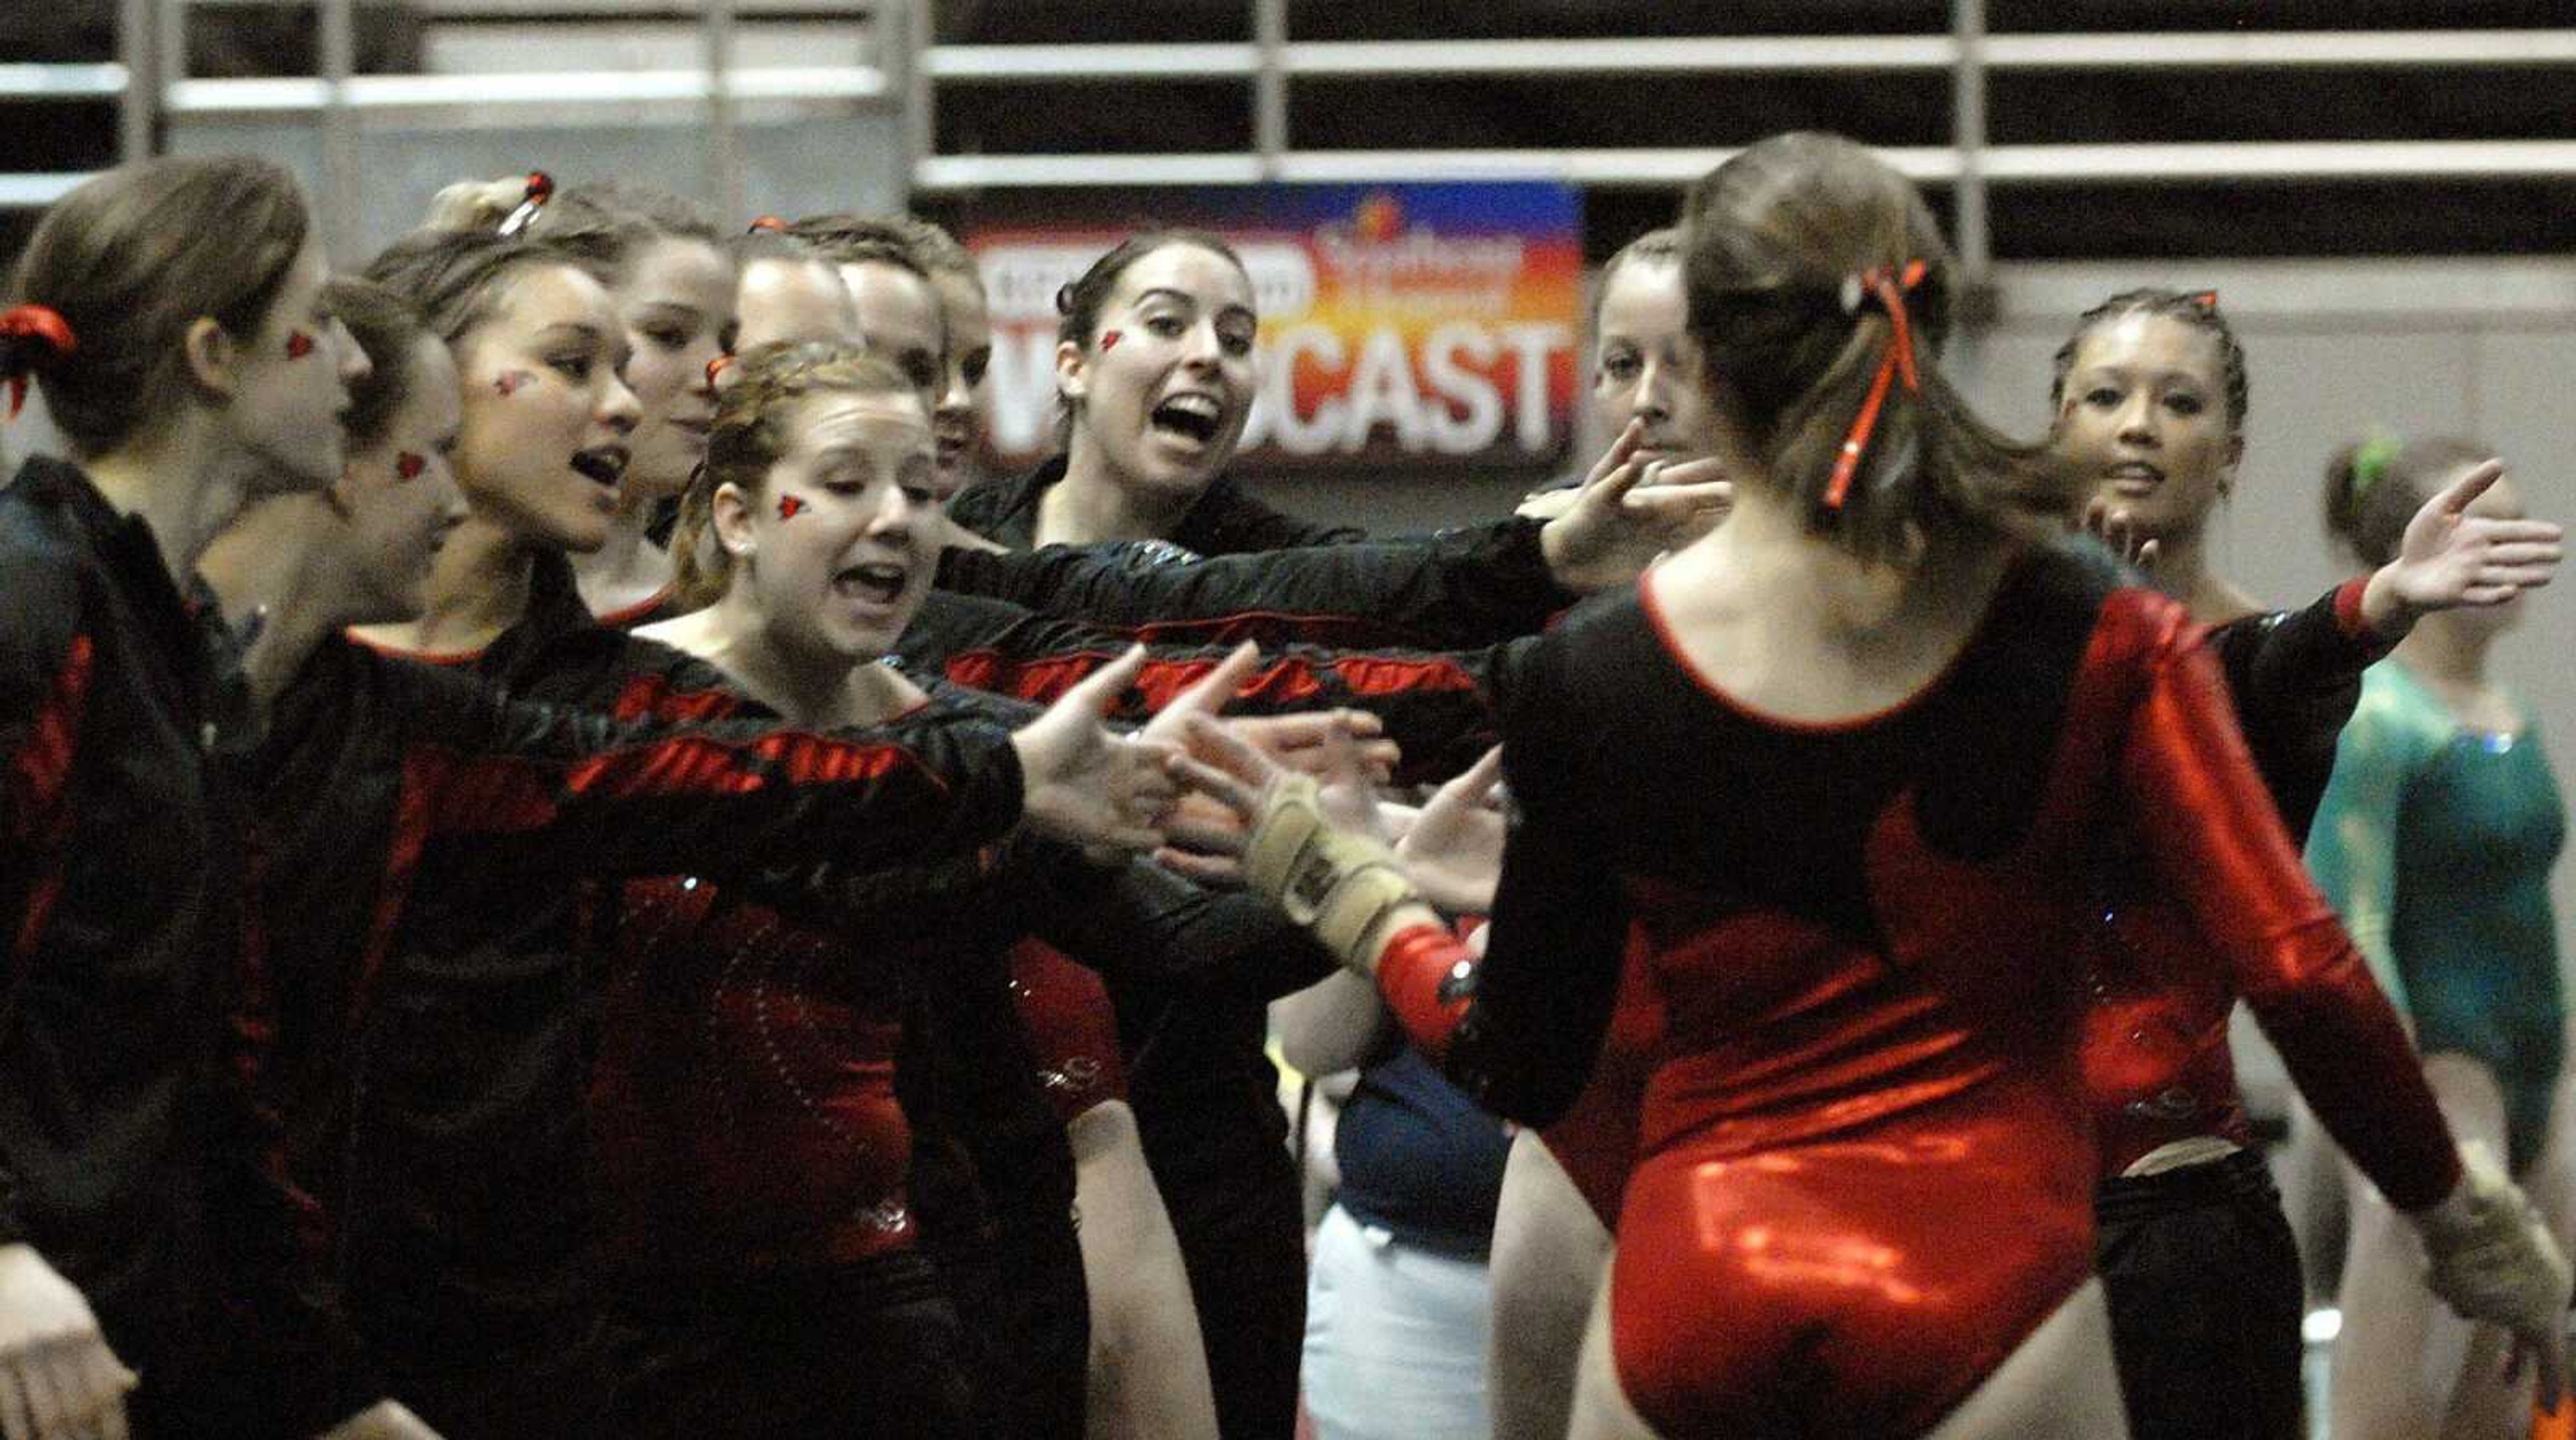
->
[[2081, 495, 2163, 575], [1010, 646, 1183, 854], [1540, 419, 1731, 593], [2361, 459, 2563, 638], [1393, 747, 1506, 915], [1137, 642, 1401, 783], [0, 1245, 135, 1440]]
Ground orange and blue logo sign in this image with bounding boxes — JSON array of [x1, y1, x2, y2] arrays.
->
[[965, 181, 1583, 475]]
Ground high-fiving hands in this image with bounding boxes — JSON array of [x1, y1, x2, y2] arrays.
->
[[1010, 646, 1185, 854], [2359, 458, 2563, 637]]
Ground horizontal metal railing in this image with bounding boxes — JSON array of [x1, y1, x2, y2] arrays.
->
[[0, 63, 132, 99], [105, 0, 908, 252], [906, 7, 2576, 273], [0, 0, 149, 213], [921, 29, 2576, 83], [916, 139, 2576, 191], [161, 64, 889, 114], [11, 2, 2573, 269]]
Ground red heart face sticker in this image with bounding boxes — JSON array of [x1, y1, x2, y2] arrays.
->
[[777, 495, 806, 521], [494, 370, 531, 397], [395, 452, 426, 481], [1097, 330, 1122, 352], [285, 330, 316, 360], [706, 354, 734, 387]]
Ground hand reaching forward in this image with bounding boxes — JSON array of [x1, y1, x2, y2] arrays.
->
[[2412, 1141, 2573, 1410], [2082, 495, 2164, 578], [936, 512, 1012, 556], [1393, 747, 1507, 916], [1009, 645, 1183, 854], [2360, 459, 2564, 639], [1157, 697, 1389, 885], [1540, 419, 1732, 593], [1136, 641, 1401, 783], [0, 1244, 135, 1440]]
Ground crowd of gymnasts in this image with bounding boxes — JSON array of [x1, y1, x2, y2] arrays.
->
[[1, 130, 2571, 1440]]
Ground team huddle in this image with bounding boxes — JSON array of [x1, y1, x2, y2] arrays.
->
[[1, 130, 2571, 1440]]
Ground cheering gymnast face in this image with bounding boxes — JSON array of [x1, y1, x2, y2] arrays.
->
[[448, 260, 641, 555], [1054, 240, 1258, 510], [704, 356, 940, 667]]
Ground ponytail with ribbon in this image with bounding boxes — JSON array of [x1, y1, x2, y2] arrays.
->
[[0, 304, 78, 419], [1824, 260, 1927, 510]]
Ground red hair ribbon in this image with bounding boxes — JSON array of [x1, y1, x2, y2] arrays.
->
[[1823, 259, 1928, 510], [746, 215, 788, 234], [1, 304, 77, 420], [497, 170, 555, 238]]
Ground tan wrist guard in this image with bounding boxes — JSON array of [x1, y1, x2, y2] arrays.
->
[[1243, 773, 1426, 973]]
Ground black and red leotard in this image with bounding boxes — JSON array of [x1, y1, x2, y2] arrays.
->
[[1364, 546, 2457, 1438], [1549, 573, 2402, 1231]]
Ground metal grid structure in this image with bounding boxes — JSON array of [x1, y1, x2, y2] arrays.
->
[[6, 1, 2576, 274]]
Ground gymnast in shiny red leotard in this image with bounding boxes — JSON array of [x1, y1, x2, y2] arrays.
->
[[1184, 133, 2565, 1439]]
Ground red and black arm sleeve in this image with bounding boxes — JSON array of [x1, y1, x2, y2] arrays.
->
[[2206, 576, 2392, 839], [384, 656, 1026, 880], [932, 515, 1573, 652], [911, 590, 1510, 786], [0, 557, 94, 1248], [2120, 603, 2460, 1211]]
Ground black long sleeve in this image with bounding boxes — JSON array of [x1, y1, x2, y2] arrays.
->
[[2205, 577, 2391, 840], [934, 515, 1572, 652]]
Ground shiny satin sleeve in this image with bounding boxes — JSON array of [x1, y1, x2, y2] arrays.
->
[[2124, 632, 2460, 1211], [2303, 675, 2418, 1015]]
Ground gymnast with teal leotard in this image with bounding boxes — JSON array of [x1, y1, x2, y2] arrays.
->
[[2312, 660, 2565, 1176], [2309, 433, 2573, 1440]]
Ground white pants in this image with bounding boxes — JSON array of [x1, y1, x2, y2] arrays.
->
[[1302, 1202, 1494, 1440]]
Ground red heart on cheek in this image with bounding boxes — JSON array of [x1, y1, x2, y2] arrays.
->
[[395, 452, 426, 481], [777, 495, 806, 521], [494, 371, 532, 397], [286, 331, 316, 360], [1098, 331, 1121, 352]]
